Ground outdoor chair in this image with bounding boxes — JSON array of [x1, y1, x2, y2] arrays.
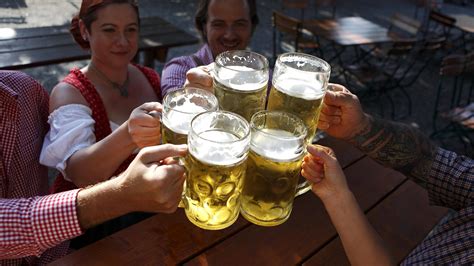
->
[[431, 52, 474, 154], [342, 39, 419, 119], [314, 0, 337, 19], [272, 10, 320, 63], [281, 0, 309, 21]]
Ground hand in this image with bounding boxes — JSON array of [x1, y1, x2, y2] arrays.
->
[[128, 102, 162, 148], [318, 83, 370, 140], [184, 63, 214, 93], [301, 145, 350, 202], [117, 144, 187, 213]]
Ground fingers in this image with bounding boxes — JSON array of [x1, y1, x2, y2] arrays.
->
[[307, 145, 337, 166], [139, 144, 187, 164], [324, 84, 355, 107], [185, 65, 214, 89], [302, 158, 323, 183], [139, 102, 163, 113]]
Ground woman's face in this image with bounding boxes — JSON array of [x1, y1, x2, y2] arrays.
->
[[83, 3, 139, 67]]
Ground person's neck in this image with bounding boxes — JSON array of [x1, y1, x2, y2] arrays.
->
[[90, 60, 129, 85]]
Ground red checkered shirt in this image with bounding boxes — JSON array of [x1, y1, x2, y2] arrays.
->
[[0, 71, 83, 265]]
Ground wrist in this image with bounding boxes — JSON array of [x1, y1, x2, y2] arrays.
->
[[121, 121, 138, 150], [320, 188, 355, 211], [346, 113, 372, 143]]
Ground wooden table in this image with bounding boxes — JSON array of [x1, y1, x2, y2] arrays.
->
[[53, 136, 448, 265], [449, 14, 474, 34], [303, 16, 393, 46], [0, 16, 199, 70]]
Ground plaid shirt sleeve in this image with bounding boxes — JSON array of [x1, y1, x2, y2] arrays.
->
[[160, 55, 196, 98], [0, 190, 83, 259], [426, 148, 474, 210]]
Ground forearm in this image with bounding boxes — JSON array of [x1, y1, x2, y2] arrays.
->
[[76, 177, 132, 230], [348, 115, 438, 187], [67, 124, 136, 187], [323, 191, 394, 266]]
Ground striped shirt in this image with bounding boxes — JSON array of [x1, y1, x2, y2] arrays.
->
[[402, 148, 473, 264], [0, 71, 82, 265], [161, 44, 213, 98]]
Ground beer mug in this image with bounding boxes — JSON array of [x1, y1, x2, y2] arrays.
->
[[240, 110, 309, 226], [184, 111, 250, 230], [267, 52, 331, 143], [161, 87, 219, 144], [213, 50, 269, 121]]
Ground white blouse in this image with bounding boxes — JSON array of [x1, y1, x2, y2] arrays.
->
[[40, 104, 120, 181]]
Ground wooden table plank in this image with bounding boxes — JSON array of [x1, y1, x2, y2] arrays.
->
[[184, 158, 405, 265], [303, 180, 448, 265], [303, 17, 393, 46]]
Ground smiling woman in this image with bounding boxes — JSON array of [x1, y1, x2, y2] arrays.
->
[[39, 0, 165, 247]]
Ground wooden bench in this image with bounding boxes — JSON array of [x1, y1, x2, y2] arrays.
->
[[52, 136, 448, 265], [0, 16, 199, 70]]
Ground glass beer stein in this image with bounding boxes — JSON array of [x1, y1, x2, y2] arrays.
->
[[240, 110, 309, 226], [267, 52, 331, 143], [184, 111, 250, 230], [213, 50, 269, 121], [161, 87, 219, 145]]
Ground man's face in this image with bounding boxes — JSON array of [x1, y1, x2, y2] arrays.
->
[[204, 0, 253, 58]]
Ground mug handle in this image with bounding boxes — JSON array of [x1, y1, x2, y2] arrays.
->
[[295, 180, 312, 198]]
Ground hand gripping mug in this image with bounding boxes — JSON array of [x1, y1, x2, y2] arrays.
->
[[240, 110, 309, 226], [183, 111, 250, 230]]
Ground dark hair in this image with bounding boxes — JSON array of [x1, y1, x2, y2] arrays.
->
[[70, 0, 139, 49], [194, 0, 259, 42]]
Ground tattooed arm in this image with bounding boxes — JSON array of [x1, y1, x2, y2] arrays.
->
[[348, 115, 438, 187], [319, 84, 438, 186]]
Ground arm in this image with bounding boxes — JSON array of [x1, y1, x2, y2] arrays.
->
[[319, 84, 437, 188], [161, 57, 193, 97], [302, 145, 395, 266], [1, 144, 186, 259], [47, 83, 162, 187]]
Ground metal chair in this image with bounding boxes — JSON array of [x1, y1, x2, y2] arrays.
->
[[431, 53, 474, 153], [314, 0, 337, 19], [272, 10, 320, 62]]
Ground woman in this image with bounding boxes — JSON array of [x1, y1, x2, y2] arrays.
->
[[41, 0, 162, 192]]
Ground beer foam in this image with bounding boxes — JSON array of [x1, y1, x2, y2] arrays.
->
[[216, 65, 267, 92], [274, 75, 325, 100], [251, 129, 304, 161], [190, 130, 248, 166], [163, 110, 192, 134]]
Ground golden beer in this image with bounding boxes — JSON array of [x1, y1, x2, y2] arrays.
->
[[213, 51, 269, 121], [162, 110, 189, 145], [267, 77, 324, 144], [240, 128, 305, 226], [214, 71, 267, 122], [184, 150, 247, 230], [268, 52, 331, 143], [184, 111, 250, 230], [161, 88, 218, 145]]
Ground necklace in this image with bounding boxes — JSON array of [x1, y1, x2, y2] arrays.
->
[[89, 63, 129, 97]]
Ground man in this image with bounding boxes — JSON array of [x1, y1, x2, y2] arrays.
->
[[314, 84, 473, 264], [0, 71, 186, 265], [160, 0, 258, 97]]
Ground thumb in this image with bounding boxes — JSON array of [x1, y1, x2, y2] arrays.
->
[[186, 65, 214, 88], [139, 102, 163, 113], [307, 145, 338, 167], [139, 144, 187, 164], [324, 84, 352, 106]]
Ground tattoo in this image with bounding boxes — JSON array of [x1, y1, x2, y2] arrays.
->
[[348, 116, 438, 187]]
